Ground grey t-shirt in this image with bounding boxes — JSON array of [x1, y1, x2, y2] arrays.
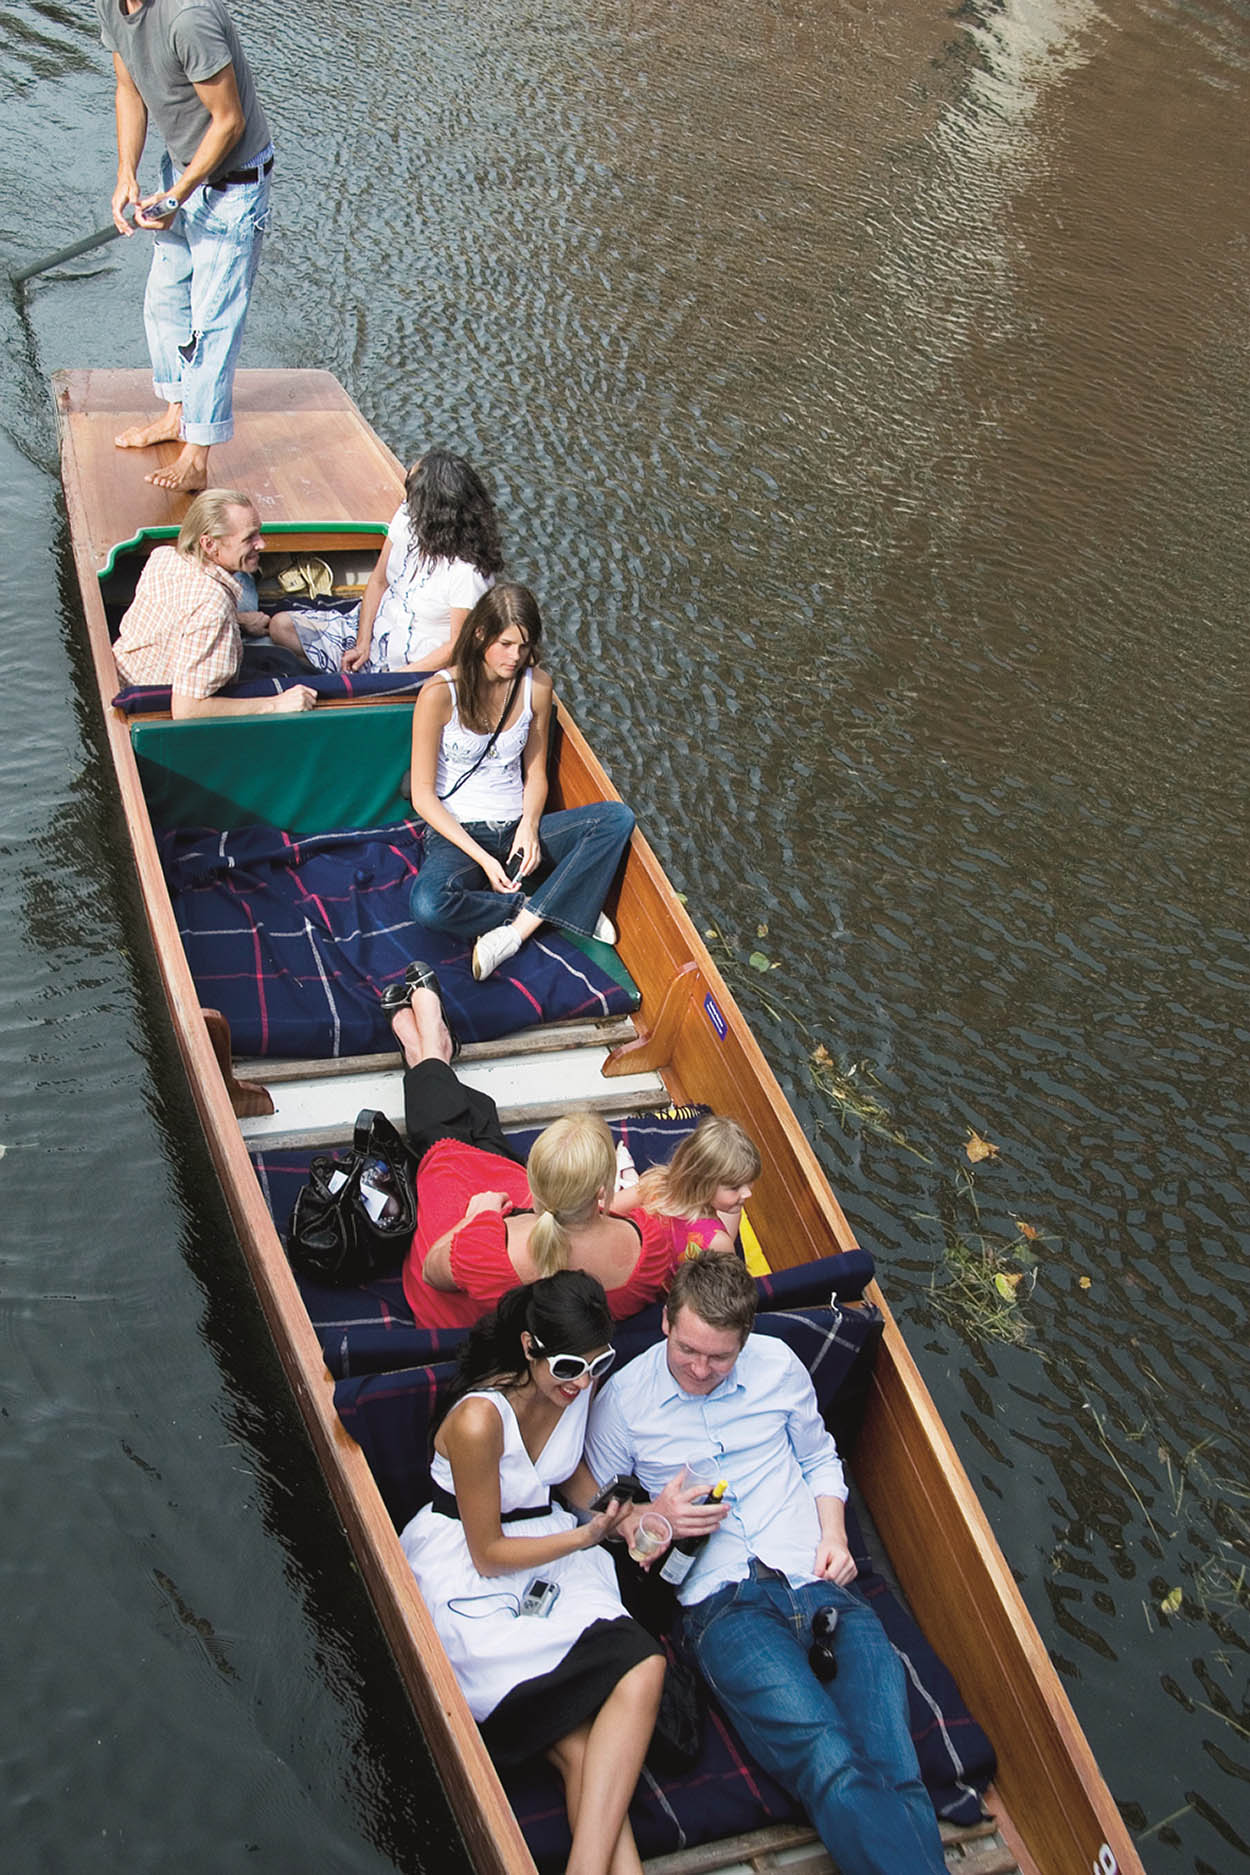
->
[[98, 0, 271, 172]]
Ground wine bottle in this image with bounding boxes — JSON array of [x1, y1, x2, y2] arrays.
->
[[657, 1479, 728, 1585]]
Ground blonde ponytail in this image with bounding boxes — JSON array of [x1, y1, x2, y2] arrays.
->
[[526, 1112, 617, 1277], [528, 1212, 571, 1278]]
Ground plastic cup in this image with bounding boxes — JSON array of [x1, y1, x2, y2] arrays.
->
[[681, 1463, 717, 1499], [627, 1511, 673, 1565]]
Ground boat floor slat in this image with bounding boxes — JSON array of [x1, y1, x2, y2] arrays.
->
[[235, 1015, 638, 1084], [237, 1044, 667, 1152], [641, 1819, 1019, 1875]]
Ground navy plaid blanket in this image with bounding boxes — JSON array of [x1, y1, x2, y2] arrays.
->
[[114, 668, 430, 715], [160, 820, 636, 1058]]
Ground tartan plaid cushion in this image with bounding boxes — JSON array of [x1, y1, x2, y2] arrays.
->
[[114, 668, 431, 713], [161, 819, 636, 1058]]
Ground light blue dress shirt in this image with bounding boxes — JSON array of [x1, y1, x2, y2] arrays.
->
[[585, 1334, 847, 1606]]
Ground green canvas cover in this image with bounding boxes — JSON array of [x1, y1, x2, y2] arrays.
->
[[133, 706, 414, 833]]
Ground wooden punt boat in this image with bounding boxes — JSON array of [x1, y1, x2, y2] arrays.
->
[[54, 367, 1144, 1875]]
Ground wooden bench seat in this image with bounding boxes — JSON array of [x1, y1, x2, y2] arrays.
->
[[235, 1013, 640, 1082], [236, 1021, 667, 1152]]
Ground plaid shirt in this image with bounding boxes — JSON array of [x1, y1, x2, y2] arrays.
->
[[114, 546, 243, 698]]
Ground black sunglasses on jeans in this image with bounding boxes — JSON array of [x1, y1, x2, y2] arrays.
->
[[809, 1605, 839, 1681]]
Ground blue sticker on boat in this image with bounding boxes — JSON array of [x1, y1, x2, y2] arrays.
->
[[704, 994, 727, 1038]]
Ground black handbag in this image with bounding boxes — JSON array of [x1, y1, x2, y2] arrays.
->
[[287, 1109, 419, 1286]]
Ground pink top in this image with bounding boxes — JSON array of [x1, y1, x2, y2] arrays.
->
[[643, 1211, 726, 1265], [402, 1139, 713, 1330]]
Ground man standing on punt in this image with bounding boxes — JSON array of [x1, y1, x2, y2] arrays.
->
[[97, 0, 274, 493], [583, 1254, 947, 1875]]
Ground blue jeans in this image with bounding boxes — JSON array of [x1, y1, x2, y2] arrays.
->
[[410, 802, 635, 943], [145, 148, 272, 444], [681, 1566, 945, 1875]]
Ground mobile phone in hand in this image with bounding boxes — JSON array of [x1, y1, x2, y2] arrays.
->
[[506, 849, 525, 880], [589, 1473, 647, 1514]]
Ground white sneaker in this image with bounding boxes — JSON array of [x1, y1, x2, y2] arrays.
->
[[614, 1140, 638, 1192], [472, 923, 523, 981], [594, 912, 617, 946]]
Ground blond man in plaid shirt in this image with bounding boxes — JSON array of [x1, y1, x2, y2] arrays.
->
[[114, 489, 316, 719]]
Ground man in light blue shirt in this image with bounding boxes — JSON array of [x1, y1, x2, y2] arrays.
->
[[583, 1255, 946, 1875]]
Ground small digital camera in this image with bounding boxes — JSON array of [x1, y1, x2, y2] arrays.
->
[[519, 1576, 561, 1619]]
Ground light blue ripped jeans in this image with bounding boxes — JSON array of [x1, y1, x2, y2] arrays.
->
[[144, 146, 273, 444]]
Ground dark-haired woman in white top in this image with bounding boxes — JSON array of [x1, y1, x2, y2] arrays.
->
[[407, 583, 634, 980]]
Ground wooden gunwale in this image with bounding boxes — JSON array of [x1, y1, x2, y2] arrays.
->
[[54, 368, 1144, 1875]]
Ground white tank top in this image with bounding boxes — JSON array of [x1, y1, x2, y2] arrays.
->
[[434, 668, 533, 823]]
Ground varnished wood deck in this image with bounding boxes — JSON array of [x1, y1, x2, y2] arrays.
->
[[52, 368, 401, 570]]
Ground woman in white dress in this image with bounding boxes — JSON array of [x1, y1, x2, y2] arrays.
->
[[271, 451, 504, 673], [401, 1271, 665, 1875]]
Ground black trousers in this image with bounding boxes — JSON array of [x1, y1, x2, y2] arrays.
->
[[402, 1059, 525, 1166]]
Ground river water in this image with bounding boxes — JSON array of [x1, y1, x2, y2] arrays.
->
[[2, 1, 1247, 1870]]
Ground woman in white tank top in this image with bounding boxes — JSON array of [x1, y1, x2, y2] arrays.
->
[[408, 585, 636, 981]]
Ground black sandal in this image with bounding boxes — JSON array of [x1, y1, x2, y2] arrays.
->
[[379, 980, 414, 1015], [379, 963, 461, 1060]]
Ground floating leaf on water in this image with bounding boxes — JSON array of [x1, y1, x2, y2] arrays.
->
[[748, 951, 772, 972], [993, 1271, 1023, 1300], [966, 1130, 1000, 1163], [1013, 1219, 1039, 1241], [1078, 1275, 1093, 1290], [756, 922, 769, 938], [675, 892, 687, 904], [810, 1044, 833, 1068], [1160, 1587, 1183, 1616]]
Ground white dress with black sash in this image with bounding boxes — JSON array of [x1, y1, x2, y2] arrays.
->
[[400, 1388, 659, 1759]]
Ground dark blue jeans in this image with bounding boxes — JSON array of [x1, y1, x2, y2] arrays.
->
[[680, 1565, 945, 1875], [409, 802, 635, 943]]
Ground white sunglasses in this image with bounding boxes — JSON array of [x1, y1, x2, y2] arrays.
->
[[530, 1340, 617, 1383]]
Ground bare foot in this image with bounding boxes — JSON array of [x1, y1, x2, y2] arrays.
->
[[115, 407, 183, 449], [145, 443, 210, 492], [411, 984, 454, 1065], [390, 1000, 421, 1066]]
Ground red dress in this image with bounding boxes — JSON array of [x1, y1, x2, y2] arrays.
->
[[402, 1139, 717, 1329]]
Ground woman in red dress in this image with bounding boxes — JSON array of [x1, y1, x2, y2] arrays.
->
[[384, 973, 731, 1329]]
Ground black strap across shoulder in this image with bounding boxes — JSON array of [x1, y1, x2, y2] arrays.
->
[[437, 671, 523, 803]]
